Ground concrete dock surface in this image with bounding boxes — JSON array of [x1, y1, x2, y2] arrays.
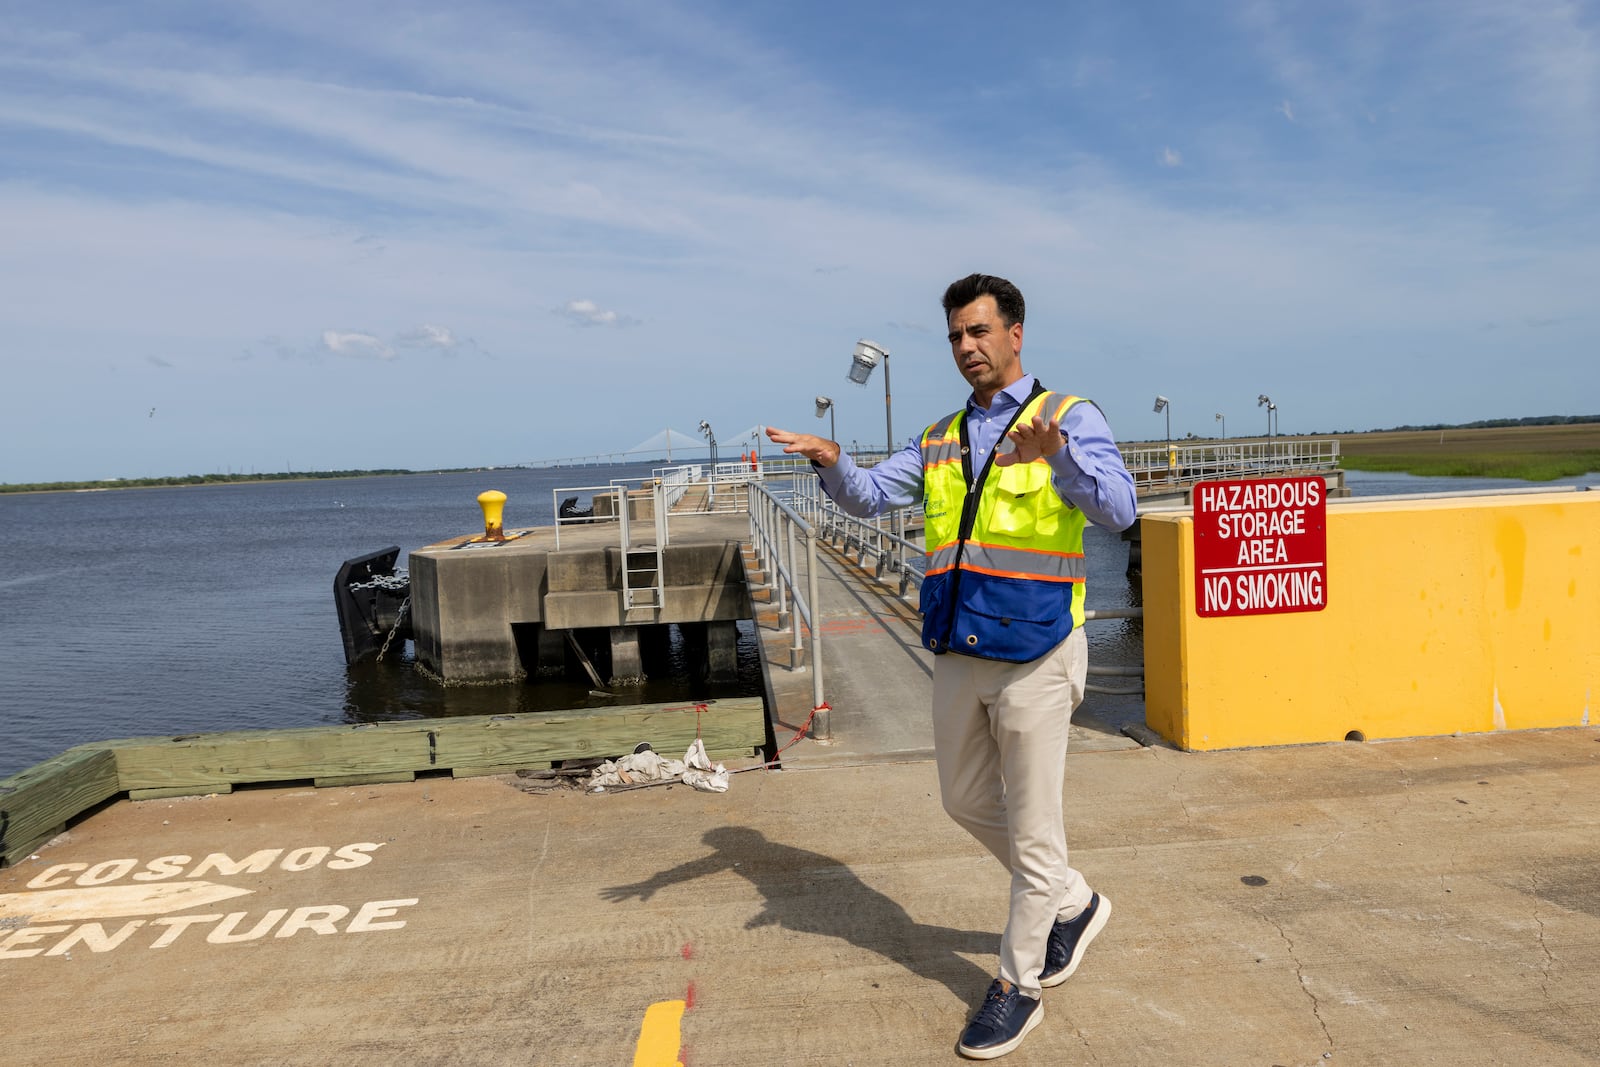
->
[[6, 525, 1597, 1064], [5, 725, 1599, 1066]]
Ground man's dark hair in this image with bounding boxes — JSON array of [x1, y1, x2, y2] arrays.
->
[[942, 273, 1025, 327]]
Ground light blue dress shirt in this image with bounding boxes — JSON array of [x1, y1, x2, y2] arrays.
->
[[815, 374, 1137, 532]]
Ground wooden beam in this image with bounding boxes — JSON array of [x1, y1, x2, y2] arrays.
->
[[0, 698, 767, 855], [128, 783, 234, 801], [103, 698, 764, 791], [109, 724, 434, 792], [0, 746, 119, 867], [432, 697, 764, 771]]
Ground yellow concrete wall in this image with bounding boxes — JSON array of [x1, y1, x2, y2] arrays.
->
[[1141, 491, 1599, 750]]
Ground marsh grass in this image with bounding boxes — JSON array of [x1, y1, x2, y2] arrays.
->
[[1335, 424, 1600, 481], [1340, 453, 1600, 481]]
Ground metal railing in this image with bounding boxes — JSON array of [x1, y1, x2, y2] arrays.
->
[[552, 481, 626, 547], [777, 470, 1145, 696], [773, 438, 1340, 496], [652, 464, 700, 511], [693, 461, 762, 513], [1122, 438, 1341, 491], [784, 475, 924, 597], [747, 482, 828, 739], [554, 463, 757, 546]]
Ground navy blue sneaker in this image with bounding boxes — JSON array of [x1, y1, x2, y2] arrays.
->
[[957, 979, 1042, 1059], [1040, 891, 1111, 987]]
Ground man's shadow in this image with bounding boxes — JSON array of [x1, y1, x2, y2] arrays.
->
[[601, 825, 996, 1003]]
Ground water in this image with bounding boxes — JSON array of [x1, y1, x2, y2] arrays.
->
[[3, 466, 1591, 780], [1340, 469, 1597, 497], [0, 463, 768, 780]]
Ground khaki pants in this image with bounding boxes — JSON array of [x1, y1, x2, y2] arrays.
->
[[931, 627, 1091, 998]]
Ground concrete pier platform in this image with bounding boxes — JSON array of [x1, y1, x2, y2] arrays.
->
[[408, 513, 754, 683], [5, 726, 1598, 1065]]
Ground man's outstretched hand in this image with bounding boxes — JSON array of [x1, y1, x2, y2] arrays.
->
[[766, 426, 841, 468], [996, 415, 1065, 466]]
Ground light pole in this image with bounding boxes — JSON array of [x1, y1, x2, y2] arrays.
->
[[814, 395, 836, 442], [698, 419, 717, 503], [1153, 395, 1171, 442], [697, 419, 717, 466], [1215, 412, 1226, 439], [848, 340, 892, 458], [1257, 394, 1273, 439]]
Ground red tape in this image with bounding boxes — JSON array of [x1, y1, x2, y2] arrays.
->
[[772, 702, 830, 757]]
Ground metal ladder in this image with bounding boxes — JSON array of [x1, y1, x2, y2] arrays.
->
[[617, 480, 667, 610]]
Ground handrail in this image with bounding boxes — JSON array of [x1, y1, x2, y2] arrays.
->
[[552, 482, 622, 548], [555, 464, 759, 545], [747, 482, 828, 739], [782, 469, 1145, 692], [779, 470, 924, 594], [1122, 438, 1341, 490], [651, 465, 698, 510]]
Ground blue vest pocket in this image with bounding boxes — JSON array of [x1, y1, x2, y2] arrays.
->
[[954, 575, 1073, 662]]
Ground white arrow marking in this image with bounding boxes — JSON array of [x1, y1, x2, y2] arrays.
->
[[0, 881, 254, 922]]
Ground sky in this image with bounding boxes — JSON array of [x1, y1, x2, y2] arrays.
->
[[2, 0, 1597, 482]]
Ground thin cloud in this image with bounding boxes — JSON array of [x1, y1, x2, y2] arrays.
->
[[1278, 99, 1296, 122], [322, 330, 394, 360], [556, 299, 637, 328], [1160, 146, 1182, 168], [395, 324, 459, 352]]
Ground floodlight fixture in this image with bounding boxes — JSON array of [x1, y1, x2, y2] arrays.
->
[[1215, 412, 1226, 439], [848, 340, 885, 385], [847, 339, 893, 458], [1153, 395, 1171, 442], [814, 395, 836, 440], [1257, 394, 1274, 438]]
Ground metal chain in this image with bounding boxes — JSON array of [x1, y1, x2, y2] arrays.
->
[[350, 571, 409, 592], [375, 596, 410, 662]]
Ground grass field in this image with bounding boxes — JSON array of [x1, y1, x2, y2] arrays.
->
[[1332, 423, 1600, 481]]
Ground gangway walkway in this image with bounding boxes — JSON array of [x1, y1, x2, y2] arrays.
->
[[748, 523, 1145, 765]]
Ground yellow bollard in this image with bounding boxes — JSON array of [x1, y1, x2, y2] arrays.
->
[[476, 490, 507, 541]]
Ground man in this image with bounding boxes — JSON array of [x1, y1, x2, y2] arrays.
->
[[766, 273, 1136, 1059]]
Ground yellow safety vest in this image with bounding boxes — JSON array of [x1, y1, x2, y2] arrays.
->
[[919, 387, 1089, 661]]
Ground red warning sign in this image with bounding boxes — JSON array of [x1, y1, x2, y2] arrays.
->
[[1193, 476, 1327, 617]]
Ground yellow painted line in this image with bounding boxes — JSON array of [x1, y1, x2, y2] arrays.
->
[[632, 999, 685, 1067]]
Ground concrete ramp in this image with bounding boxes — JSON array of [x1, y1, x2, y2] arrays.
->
[[750, 537, 1144, 764]]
